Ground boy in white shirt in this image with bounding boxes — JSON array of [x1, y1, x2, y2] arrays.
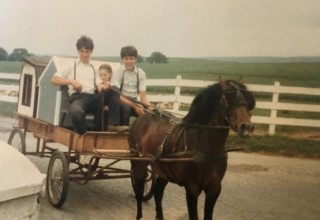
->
[[51, 36, 126, 134]]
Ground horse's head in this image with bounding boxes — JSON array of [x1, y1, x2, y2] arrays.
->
[[184, 80, 255, 137], [220, 80, 255, 137]]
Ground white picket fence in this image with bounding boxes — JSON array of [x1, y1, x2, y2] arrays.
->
[[1, 73, 320, 135], [148, 75, 320, 135], [0, 73, 20, 80], [0, 73, 19, 103]]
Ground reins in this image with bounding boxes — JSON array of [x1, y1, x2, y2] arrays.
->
[[179, 123, 230, 130], [107, 86, 185, 118]]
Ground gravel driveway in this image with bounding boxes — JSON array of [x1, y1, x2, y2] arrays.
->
[[1, 117, 319, 219]]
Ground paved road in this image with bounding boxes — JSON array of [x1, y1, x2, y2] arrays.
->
[[1, 117, 320, 219]]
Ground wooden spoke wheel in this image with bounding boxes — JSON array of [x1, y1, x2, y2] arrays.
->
[[131, 164, 156, 202], [46, 151, 69, 208], [7, 128, 26, 154]]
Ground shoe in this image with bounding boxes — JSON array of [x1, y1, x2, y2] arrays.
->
[[107, 125, 129, 133]]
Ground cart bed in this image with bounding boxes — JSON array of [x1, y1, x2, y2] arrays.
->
[[17, 114, 129, 154]]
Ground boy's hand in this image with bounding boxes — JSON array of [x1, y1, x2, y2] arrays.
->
[[96, 83, 103, 92], [102, 81, 111, 90], [71, 80, 82, 92], [134, 104, 145, 115], [147, 103, 154, 111]]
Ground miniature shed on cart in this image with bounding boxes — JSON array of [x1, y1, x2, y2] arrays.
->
[[17, 57, 49, 118], [36, 56, 120, 125]]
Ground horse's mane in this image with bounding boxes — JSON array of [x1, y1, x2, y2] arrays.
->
[[183, 80, 253, 125], [183, 82, 222, 124]]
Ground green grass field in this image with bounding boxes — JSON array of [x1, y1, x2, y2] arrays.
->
[[0, 61, 23, 85], [0, 101, 17, 117], [97, 57, 320, 87], [3, 57, 320, 87], [1, 57, 319, 158], [0, 61, 23, 73]]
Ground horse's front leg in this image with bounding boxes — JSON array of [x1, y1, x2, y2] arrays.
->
[[185, 188, 199, 220], [153, 177, 168, 220], [203, 183, 222, 220], [131, 161, 148, 220]]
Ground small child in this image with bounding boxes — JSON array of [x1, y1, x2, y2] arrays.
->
[[96, 64, 113, 111], [94, 64, 128, 132]]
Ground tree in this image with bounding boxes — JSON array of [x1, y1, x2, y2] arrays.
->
[[147, 52, 168, 63], [9, 48, 30, 61], [0, 47, 8, 61], [137, 55, 144, 63]]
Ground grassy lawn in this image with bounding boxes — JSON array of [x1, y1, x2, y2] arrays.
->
[[96, 56, 320, 87], [0, 61, 22, 73], [227, 134, 320, 159], [1, 57, 319, 158], [0, 61, 22, 85], [0, 101, 17, 117]]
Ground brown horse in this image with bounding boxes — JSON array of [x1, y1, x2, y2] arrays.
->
[[129, 80, 255, 220]]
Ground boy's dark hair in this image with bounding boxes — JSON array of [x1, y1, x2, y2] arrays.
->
[[120, 46, 138, 58], [76, 35, 94, 51], [99, 64, 112, 73]]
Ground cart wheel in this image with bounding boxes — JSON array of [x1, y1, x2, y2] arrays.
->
[[8, 128, 26, 154], [131, 164, 156, 202], [46, 151, 69, 208]]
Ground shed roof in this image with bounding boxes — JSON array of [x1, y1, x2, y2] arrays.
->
[[23, 56, 50, 80]]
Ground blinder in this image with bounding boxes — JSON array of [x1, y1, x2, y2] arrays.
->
[[222, 82, 249, 112]]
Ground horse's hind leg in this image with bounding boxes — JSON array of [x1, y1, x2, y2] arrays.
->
[[131, 161, 148, 220], [203, 184, 222, 220], [154, 177, 168, 220], [185, 188, 199, 220]]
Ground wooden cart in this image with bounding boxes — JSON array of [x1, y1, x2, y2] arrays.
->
[[8, 113, 156, 208]]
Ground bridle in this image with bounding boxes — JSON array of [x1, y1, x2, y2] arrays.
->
[[219, 82, 249, 127], [155, 82, 250, 131]]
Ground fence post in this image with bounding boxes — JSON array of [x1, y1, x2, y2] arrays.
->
[[173, 75, 182, 111], [269, 81, 280, 135]]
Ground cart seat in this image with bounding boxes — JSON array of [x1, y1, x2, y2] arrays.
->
[[59, 86, 96, 130]]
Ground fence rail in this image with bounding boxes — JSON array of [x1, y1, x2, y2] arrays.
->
[[0, 73, 20, 80], [148, 75, 320, 135], [1, 73, 320, 135], [0, 73, 19, 103]]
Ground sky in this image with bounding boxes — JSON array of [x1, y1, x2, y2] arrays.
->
[[0, 0, 320, 57]]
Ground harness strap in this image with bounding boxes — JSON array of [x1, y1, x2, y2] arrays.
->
[[154, 116, 179, 160], [172, 126, 186, 154]]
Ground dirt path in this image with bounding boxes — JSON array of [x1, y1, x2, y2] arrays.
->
[[1, 117, 320, 219]]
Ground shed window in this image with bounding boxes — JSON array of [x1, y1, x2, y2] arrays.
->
[[22, 74, 32, 106]]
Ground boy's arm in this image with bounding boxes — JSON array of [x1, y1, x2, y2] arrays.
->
[[137, 69, 153, 109], [120, 96, 145, 115], [51, 66, 82, 91], [139, 91, 154, 110], [51, 76, 82, 92], [139, 91, 150, 107]]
